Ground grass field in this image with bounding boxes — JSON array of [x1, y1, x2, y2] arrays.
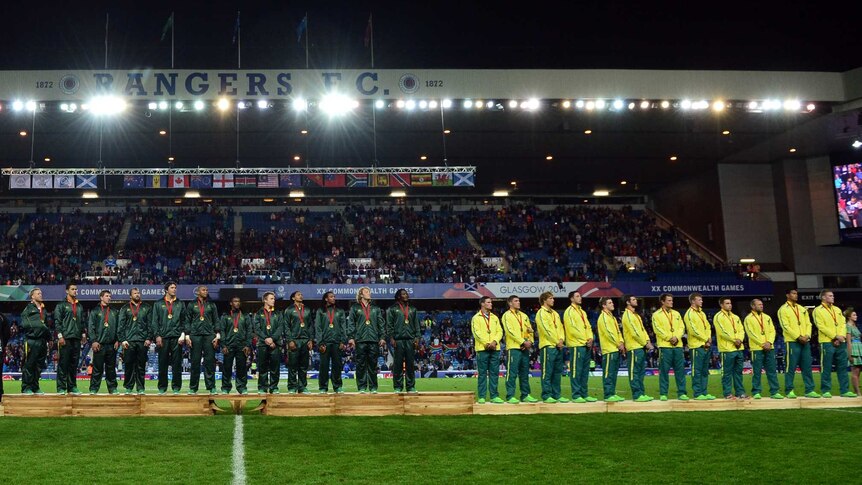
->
[[1, 376, 860, 484]]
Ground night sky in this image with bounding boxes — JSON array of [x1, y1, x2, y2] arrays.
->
[[2, 1, 860, 72]]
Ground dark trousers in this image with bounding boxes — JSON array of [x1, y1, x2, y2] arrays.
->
[[319, 344, 343, 391], [157, 339, 183, 392], [22, 338, 47, 393], [189, 335, 216, 392], [569, 346, 591, 399], [256, 345, 282, 392], [287, 340, 309, 392], [785, 341, 815, 394], [222, 346, 249, 393], [90, 344, 118, 393], [751, 349, 780, 395], [355, 342, 380, 391], [505, 348, 531, 400], [57, 338, 81, 392], [392, 339, 416, 391], [658, 347, 687, 397], [123, 341, 148, 391]]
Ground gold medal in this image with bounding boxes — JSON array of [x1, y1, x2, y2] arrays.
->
[[168, 314, 173, 319], [132, 317, 137, 322], [104, 322, 109, 328], [300, 323, 305, 327], [234, 327, 239, 333], [329, 324, 334, 328], [404, 319, 409, 324], [266, 325, 271, 330], [365, 320, 371, 325], [200, 316, 205, 321]]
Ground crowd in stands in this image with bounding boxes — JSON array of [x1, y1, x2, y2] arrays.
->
[[0, 203, 727, 286]]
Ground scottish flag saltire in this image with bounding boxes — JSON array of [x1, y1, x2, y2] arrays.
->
[[75, 175, 97, 188], [453, 172, 474, 187], [296, 14, 307, 43]]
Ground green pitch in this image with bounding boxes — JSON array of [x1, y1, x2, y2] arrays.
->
[[0, 376, 858, 484]]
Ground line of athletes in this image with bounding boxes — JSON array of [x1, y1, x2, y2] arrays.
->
[[471, 288, 857, 404], [18, 283, 422, 396]]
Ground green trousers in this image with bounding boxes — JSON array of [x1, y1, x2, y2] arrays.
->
[[658, 347, 687, 397], [820, 342, 850, 394], [287, 340, 309, 392], [318, 344, 343, 392], [720, 350, 745, 397], [392, 339, 416, 391], [157, 339, 183, 393], [257, 344, 282, 392], [785, 341, 815, 394], [90, 344, 118, 393], [569, 346, 591, 399], [750, 349, 780, 395], [476, 350, 501, 399], [123, 341, 148, 392], [603, 352, 620, 398], [540, 347, 563, 400], [22, 338, 47, 393], [691, 347, 711, 397], [57, 338, 81, 393], [627, 349, 646, 399], [221, 346, 249, 393], [505, 348, 531, 400], [355, 342, 380, 391], [189, 335, 216, 392]]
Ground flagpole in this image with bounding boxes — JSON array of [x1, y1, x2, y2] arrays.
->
[[370, 14, 374, 69], [104, 13, 109, 69], [305, 12, 309, 69], [171, 12, 175, 69], [440, 104, 448, 165], [236, 11, 241, 167]]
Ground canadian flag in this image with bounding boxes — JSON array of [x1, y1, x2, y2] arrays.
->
[[169, 175, 189, 188]]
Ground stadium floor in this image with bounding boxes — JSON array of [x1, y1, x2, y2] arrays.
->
[[1, 376, 860, 484]]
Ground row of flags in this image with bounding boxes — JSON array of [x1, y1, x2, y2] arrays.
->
[[7, 173, 476, 189]]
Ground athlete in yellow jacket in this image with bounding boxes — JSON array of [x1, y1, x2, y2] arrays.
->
[[563, 291, 596, 403], [621, 295, 653, 402], [651, 294, 689, 401], [743, 299, 783, 399], [776, 289, 818, 398], [536, 292, 568, 403], [812, 290, 854, 398], [471, 296, 504, 404], [597, 297, 625, 402], [501, 295, 538, 403], [713, 297, 746, 399], [683, 293, 715, 400]]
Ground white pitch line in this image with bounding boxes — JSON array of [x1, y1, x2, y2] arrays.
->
[[232, 415, 247, 485], [814, 408, 862, 414]]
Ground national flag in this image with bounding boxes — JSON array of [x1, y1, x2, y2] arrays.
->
[[453, 172, 475, 187], [123, 175, 145, 189], [442, 282, 495, 299], [296, 14, 307, 43], [9, 175, 30, 189], [389, 173, 411, 187], [257, 175, 278, 188], [346, 173, 368, 188], [324, 174, 345, 188], [433, 172, 453, 186], [235, 175, 257, 188], [279, 174, 302, 188], [212, 174, 234, 188], [370, 174, 389, 188], [32, 174, 53, 189], [303, 174, 323, 187], [146, 175, 168, 188], [411, 173, 433, 187], [190, 175, 212, 189], [232, 11, 240, 44], [364, 14, 372, 48], [169, 175, 189, 188], [54, 175, 75, 189], [75, 175, 97, 189], [161, 12, 174, 41]]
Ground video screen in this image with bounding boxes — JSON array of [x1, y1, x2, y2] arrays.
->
[[834, 162, 862, 241]]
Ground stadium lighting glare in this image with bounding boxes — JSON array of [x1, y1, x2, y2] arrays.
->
[[669, 155, 678, 161], [158, 101, 169, 110], [262, 198, 275, 203], [640, 100, 650, 109], [806, 103, 816, 111], [89, 95, 127, 115], [852, 140, 862, 149], [375, 99, 385, 109], [443, 129, 451, 134], [25, 100, 37, 112], [575, 100, 585, 109], [82, 192, 99, 199], [405, 99, 417, 110], [60, 103, 69, 112], [390, 190, 407, 198], [660, 100, 670, 109], [585, 101, 595, 110], [289, 190, 305, 198], [594, 99, 606, 110], [593, 190, 610, 197], [67, 103, 77, 112], [257, 99, 269, 109], [508, 100, 519, 108], [712, 100, 725, 111], [167, 156, 175, 161], [395, 100, 406, 109], [692, 100, 709, 110], [486, 101, 495, 109], [148, 102, 158, 110], [628, 102, 636, 110], [19, 131, 27, 136], [584, 129, 592, 135], [748, 101, 759, 110], [237, 101, 248, 109], [620, 180, 627, 185], [519, 101, 529, 109], [722, 130, 731, 135], [419, 100, 429, 109], [300, 130, 308, 135], [612, 99, 624, 110], [463, 100, 473, 109], [442, 99, 453, 108], [527, 98, 540, 110], [293, 155, 301, 161], [217, 98, 230, 111], [80, 103, 89, 111], [562, 100, 571, 109], [545, 155, 553, 160], [428, 100, 438, 109], [292, 98, 308, 112], [474, 100, 484, 109], [44, 157, 51, 162], [492, 190, 509, 197], [739, 258, 756, 264], [159, 130, 167, 135], [510, 181, 517, 186], [174, 101, 184, 110], [184, 191, 201, 199], [783, 99, 801, 111], [789, 148, 797, 153], [320, 93, 358, 115], [420, 155, 427, 160], [680, 99, 692, 110], [194, 100, 205, 111], [12, 100, 24, 111]]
